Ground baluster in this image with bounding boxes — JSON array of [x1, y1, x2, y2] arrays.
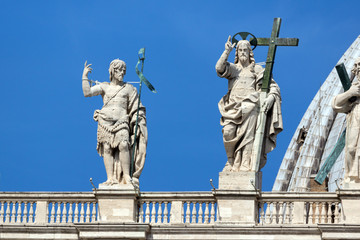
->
[[185, 201, 190, 223], [286, 202, 291, 224], [270, 202, 276, 224], [204, 202, 209, 224], [157, 202, 163, 223], [145, 201, 150, 223], [337, 202, 342, 223], [265, 202, 271, 224], [80, 202, 85, 223], [315, 202, 320, 224], [18, 201, 24, 223], [23, 202, 28, 223], [163, 202, 169, 223], [334, 202, 339, 224], [278, 202, 284, 224], [50, 202, 55, 223], [85, 202, 90, 222], [91, 203, 97, 222], [326, 202, 332, 223], [150, 202, 156, 223], [5, 201, 11, 223], [308, 202, 314, 224], [56, 202, 61, 223], [15, 201, 20, 223], [198, 202, 203, 224], [74, 202, 79, 223], [321, 202, 326, 223], [8, 201, 14, 223], [259, 202, 265, 224], [210, 202, 215, 223], [0, 201, 4, 223], [139, 202, 144, 223], [29, 202, 34, 223], [191, 202, 197, 223], [62, 202, 68, 223], [68, 202, 73, 223]]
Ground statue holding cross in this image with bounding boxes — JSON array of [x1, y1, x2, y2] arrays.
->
[[216, 18, 298, 177], [332, 57, 360, 186], [216, 37, 282, 172]]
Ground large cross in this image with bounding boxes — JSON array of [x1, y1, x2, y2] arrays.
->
[[249, 18, 299, 172]]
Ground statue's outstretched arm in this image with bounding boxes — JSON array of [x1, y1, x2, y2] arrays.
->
[[215, 36, 235, 75], [82, 61, 103, 97]]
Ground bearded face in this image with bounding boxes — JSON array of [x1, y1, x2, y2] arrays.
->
[[237, 43, 250, 64], [352, 58, 360, 79]]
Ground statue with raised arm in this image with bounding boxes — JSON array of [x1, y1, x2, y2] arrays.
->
[[82, 59, 147, 187], [332, 57, 360, 185], [215, 37, 283, 172]]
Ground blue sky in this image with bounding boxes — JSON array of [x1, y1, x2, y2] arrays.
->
[[1, 0, 359, 192]]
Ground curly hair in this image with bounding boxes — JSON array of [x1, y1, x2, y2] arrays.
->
[[234, 40, 255, 71], [109, 59, 126, 81]]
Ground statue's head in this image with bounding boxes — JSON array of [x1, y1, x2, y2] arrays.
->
[[352, 57, 360, 79], [234, 40, 255, 65], [109, 59, 126, 82]]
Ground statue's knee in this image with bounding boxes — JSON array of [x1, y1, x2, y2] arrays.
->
[[119, 141, 129, 151], [223, 127, 235, 141]]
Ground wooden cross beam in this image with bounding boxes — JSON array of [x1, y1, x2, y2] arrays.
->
[[252, 18, 299, 172]]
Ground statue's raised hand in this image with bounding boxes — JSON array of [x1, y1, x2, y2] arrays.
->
[[83, 60, 93, 79], [225, 35, 236, 52]]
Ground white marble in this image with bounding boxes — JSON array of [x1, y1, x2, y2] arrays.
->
[[215, 37, 282, 173], [332, 57, 360, 186], [82, 59, 147, 188]]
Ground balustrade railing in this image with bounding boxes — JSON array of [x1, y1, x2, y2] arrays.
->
[[137, 192, 217, 224], [0, 192, 98, 224], [257, 192, 341, 225]]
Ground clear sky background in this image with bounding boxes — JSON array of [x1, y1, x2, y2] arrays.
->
[[1, 0, 359, 192]]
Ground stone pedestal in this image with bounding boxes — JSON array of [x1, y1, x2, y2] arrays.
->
[[95, 184, 138, 223], [338, 190, 360, 224], [219, 171, 262, 190], [216, 171, 260, 224], [215, 190, 258, 224]]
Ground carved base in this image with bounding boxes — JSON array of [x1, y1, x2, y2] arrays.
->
[[98, 183, 135, 190], [218, 171, 262, 190]]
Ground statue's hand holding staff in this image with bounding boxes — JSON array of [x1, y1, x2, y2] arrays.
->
[[83, 60, 93, 79]]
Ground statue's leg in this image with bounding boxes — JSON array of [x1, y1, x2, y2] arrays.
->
[[222, 123, 237, 170], [103, 143, 116, 184], [119, 140, 131, 184], [239, 142, 253, 171]]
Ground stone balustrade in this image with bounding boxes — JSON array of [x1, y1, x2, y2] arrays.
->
[[137, 192, 217, 224], [0, 192, 98, 224], [0, 191, 354, 227], [257, 192, 342, 225]]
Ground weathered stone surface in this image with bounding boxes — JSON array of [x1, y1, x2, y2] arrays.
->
[[216, 37, 282, 173], [219, 171, 262, 190], [82, 59, 147, 188], [332, 57, 360, 185]]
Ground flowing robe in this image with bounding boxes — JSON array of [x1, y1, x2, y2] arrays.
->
[[332, 81, 360, 182], [217, 62, 283, 170], [94, 82, 147, 182]]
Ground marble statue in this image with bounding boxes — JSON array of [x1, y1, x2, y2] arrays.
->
[[332, 57, 360, 184], [215, 37, 283, 172], [82, 59, 147, 187]]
